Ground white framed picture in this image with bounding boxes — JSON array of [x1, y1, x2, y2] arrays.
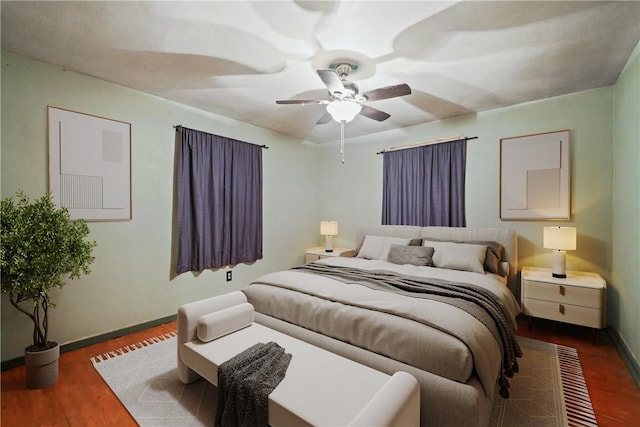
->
[[500, 130, 570, 220], [48, 106, 131, 221]]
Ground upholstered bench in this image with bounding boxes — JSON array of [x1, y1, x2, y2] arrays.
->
[[177, 291, 420, 427]]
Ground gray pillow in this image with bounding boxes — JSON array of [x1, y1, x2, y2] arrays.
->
[[387, 245, 434, 266]]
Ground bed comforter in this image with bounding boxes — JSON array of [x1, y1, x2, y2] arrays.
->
[[242, 256, 521, 400]]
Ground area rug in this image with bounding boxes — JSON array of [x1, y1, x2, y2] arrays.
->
[[91, 332, 217, 426], [91, 333, 597, 427], [490, 336, 597, 427]]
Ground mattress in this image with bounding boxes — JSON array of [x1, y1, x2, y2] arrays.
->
[[242, 256, 521, 398]]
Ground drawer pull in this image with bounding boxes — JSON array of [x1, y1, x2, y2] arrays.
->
[[559, 304, 565, 314], [559, 285, 565, 296]]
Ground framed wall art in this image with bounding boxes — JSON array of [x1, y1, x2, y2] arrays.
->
[[48, 106, 132, 221], [500, 129, 570, 220]]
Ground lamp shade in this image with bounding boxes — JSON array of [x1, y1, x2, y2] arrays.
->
[[320, 220, 338, 236], [543, 227, 576, 251], [326, 101, 362, 123]]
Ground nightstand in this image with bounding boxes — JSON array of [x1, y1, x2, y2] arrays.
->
[[521, 266, 606, 343], [304, 247, 355, 263]]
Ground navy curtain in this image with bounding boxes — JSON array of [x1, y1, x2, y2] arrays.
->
[[176, 127, 263, 274], [382, 138, 466, 227]]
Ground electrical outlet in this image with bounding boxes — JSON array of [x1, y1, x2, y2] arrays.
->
[[226, 271, 232, 282]]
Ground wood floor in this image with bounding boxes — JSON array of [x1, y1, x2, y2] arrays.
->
[[2, 315, 639, 426]]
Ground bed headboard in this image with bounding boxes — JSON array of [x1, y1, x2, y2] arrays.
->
[[355, 225, 518, 293]]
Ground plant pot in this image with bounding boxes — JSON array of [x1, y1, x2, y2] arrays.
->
[[25, 342, 60, 389]]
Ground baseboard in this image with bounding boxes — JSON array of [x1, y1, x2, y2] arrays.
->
[[609, 326, 640, 387], [1, 314, 177, 372]]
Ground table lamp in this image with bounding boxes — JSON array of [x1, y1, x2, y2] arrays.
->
[[320, 221, 338, 253], [543, 226, 576, 278]]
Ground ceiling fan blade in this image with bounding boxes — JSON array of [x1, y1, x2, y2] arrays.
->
[[276, 99, 329, 105], [317, 69, 345, 94], [362, 83, 412, 101], [360, 105, 391, 122], [316, 112, 333, 125]]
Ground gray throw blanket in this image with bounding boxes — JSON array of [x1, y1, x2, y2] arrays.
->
[[215, 342, 292, 427], [292, 263, 522, 398]]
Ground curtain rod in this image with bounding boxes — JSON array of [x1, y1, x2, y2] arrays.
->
[[376, 135, 477, 155], [173, 124, 269, 149]]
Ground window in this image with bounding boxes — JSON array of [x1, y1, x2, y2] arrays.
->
[[175, 127, 263, 274], [382, 138, 466, 227]]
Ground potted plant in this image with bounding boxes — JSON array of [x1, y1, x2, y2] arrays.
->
[[1, 191, 96, 388]]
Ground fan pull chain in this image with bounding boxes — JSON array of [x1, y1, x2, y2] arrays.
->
[[340, 121, 345, 164]]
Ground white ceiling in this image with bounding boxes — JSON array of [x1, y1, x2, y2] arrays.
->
[[2, 1, 639, 144]]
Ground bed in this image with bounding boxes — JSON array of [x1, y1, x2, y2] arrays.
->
[[242, 225, 521, 427]]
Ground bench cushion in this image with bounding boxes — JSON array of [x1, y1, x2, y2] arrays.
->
[[181, 323, 394, 426]]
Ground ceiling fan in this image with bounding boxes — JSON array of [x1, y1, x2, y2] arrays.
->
[[276, 63, 412, 125]]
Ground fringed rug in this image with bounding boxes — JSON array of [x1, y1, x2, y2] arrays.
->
[[92, 333, 596, 427], [91, 332, 217, 426], [490, 336, 597, 427]]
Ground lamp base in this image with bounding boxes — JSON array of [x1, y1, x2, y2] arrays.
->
[[324, 235, 334, 253], [551, 250, 567, 279]]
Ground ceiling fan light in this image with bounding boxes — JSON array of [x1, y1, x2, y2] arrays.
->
[[326, 100, 362, 123]]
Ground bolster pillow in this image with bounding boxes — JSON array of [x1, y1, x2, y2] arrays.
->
[[197, 302, 254, 342]]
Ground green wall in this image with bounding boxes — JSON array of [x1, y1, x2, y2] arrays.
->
[[1, 51, 320, 361], [612, 42, 640, 372]]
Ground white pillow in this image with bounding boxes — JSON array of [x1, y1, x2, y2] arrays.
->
[[357, 235, 412, 260], [423, 240, 487, 274]]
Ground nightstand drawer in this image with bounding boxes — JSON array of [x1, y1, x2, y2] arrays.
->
[[522, 298, 604, 328], [523, 279, 604, 309]]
